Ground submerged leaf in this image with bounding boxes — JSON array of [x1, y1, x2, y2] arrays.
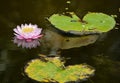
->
[[25, 56, 95, 83], [48, 12, 116, 33]]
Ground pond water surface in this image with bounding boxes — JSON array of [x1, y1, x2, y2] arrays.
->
[[0, 0, 120, 83]]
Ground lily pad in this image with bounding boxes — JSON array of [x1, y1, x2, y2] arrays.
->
[[48, 12, 116, 33], [83, 13, 116, 32], [25, 56, 95, 83]]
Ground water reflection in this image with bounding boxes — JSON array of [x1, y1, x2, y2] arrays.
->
[[0, 0, 120, 83]]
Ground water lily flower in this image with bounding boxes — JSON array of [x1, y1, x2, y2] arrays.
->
[[13, 23, 43, 48]]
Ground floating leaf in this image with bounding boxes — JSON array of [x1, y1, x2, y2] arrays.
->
[[54, 65, 94, 83], [83, 13, 116, 32], [48, 12, 84, 32], [25, 56, 95, 83], [25, 59, 62, 82], [48, 12, 116, 33]]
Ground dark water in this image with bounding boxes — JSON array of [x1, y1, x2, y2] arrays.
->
[[0, 0, 120, 83]]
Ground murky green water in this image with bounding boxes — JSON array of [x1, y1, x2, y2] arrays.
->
[[0, 0, 120, 83]]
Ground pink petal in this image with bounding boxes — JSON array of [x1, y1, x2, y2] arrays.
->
[[14, 33, 24, 39], [13, 28, 19, 34], [32, 34, 43, 39], [17, 26, 22, 34]]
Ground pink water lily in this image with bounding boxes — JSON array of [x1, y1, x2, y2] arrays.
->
[[13, 23, 43, 48]]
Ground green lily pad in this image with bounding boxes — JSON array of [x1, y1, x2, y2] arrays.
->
[[25, 56, 95, 83], [48, 12, 116, 33], [48, 12, 84, 32], [25, 59, 62, 82], [83, 13, 116, 32]]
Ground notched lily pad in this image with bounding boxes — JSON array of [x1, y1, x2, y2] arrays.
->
[[48, 12, 116, 33], [25, 56, 95, 83]]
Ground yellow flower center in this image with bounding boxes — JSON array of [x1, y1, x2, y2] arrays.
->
[[22, 27, 34, 33]]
